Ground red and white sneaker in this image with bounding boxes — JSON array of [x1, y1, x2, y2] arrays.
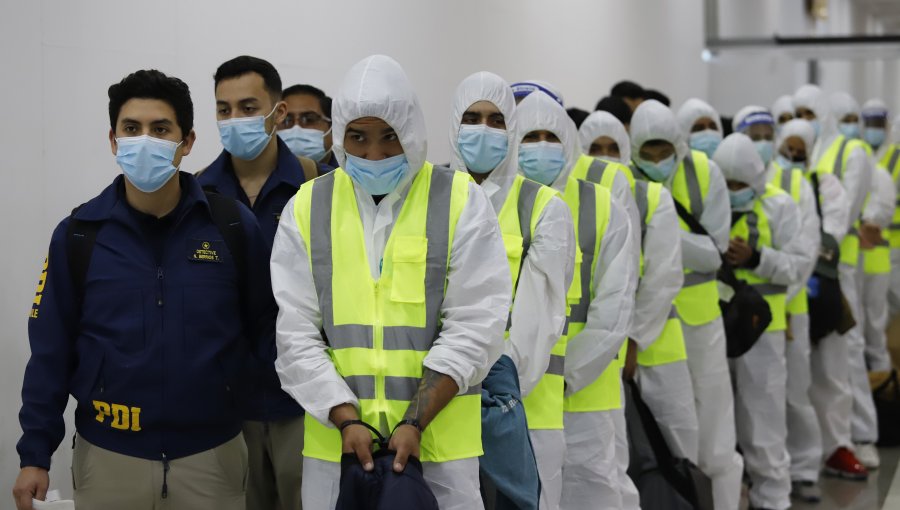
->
[[823, 447, 869, 481]]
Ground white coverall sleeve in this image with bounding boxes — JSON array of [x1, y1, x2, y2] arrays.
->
[[841, 147, 874, 230], [862, 166, 897, 228], [680, 160, 731, 272], [754, 196, 808, 286], [424, 181, 512, 394], [786, 180, 821, 301], [818, 173, 851, 242], [631, 187, 684, 350], [272, 196, 358, 427], [507, 197, 576, 396], [564, 196, 638, 395]]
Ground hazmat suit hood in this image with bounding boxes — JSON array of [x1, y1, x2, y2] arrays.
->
[[733, 105, 774, 134], [676, 98, 723, 136], [830, 91, 861, 123], [578, 111, 631, 165], [712, 133, 767, 196], [513, 90, 581, 191], [862, 98, 888, 119], [794, 84, 836, 161], [511, 79, 565, 106], [449, 71, 518, 191], [772, 95, 794, 122], [630, 99, 689, 165], [777, 119, 816, 160], [331, 55, 427, 189]]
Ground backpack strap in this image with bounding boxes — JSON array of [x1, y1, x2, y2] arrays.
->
[[204, 191, 248, 300], [66, 205, 101, 306]]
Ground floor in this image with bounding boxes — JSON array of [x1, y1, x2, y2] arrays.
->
[[740, 447, 900, 509]]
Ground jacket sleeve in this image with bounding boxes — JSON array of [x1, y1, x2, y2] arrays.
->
[[841, 147, 874, 231], [507, 196, 575, 397], [238, 205, 278, 362], [631, 188, 684, 350], [564, 195, 638, 395], [680, 160, 730, 273], [819, 173, 851, 243], [425, 182, 512, 394], [786, 180, 821, 301], [17, 220, 78, 470], [755, 195, 809, 286], [272, 197, 358, 427], [862, 166, 896, 228]]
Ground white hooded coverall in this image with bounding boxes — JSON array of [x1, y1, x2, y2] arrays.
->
[[448, 71, 576, 510], [630, 100, 745, 510], [515, 91, 638, 510], [714, 133, 809, 510], [578, 111, 697, 476], [271, 55, 512, 510]]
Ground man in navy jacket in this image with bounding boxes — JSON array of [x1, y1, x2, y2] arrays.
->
[[13, 69, 275, 510]]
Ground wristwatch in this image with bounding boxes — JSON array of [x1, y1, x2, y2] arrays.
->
[[394, 418, 423, 434]]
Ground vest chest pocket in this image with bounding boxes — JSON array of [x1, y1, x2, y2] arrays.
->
[[503, 234, 524, 288], [390, 236, 428, 304]]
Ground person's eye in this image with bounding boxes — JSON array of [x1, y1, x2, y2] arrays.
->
[[244, 106, 257, 114], [154, 127, 169, 135], [385, 133, 399, 142], [350, 133, 365, 142], [217, 108, 229, 116]]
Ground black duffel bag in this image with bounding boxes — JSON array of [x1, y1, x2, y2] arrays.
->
[[874, 370, 900, 447], [673, 201, 770, 358]]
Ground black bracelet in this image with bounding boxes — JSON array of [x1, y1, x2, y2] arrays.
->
[[338, 419, 366, 432], [393, 418, 423, 434]]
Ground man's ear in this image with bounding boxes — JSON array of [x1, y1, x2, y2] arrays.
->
[[109, 129, 117, 156], [181, 130, 197, 157]]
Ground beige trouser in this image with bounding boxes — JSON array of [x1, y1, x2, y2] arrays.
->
[[243, 417, 304, 510], [72, 433, 247, 510]]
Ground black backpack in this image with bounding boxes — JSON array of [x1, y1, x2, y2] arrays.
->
[[672, 200, 771, 358], [66, 191, 248, 302]]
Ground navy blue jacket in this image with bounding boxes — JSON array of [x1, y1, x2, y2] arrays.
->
[[197, 137, 306, 421], [17, 174, 275, 469]]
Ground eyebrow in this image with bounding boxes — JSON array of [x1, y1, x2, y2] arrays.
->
[[120, 117, 173, 125]]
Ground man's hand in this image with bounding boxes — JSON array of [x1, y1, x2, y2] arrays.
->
[[12, 467, 48, 510], [623, 339, 638, 381], [726, 237, 753, 267], [859, 222, 882, 250], [388, 424, 422, 472], [330, 403, 374, 471]]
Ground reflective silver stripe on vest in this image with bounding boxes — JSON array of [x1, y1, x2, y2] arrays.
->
[[833, 139, 850, 180], [683, 271, 716, 287], [309, 168, 454, 354], [568, 181, 598, 324], [635, 180, 650, 240], [586, 158, 610, 185], [888, 149, 900, 187], [752, 283, 787, 296], [745, 212, 761, 249], [890, 222, 900, 230], [506, 179, 541, 333], [384, 376, 420, 401], [683, 153, 704, 220], [781, 166, 793, 194], [546, 354, 565, 376], [344, 375, 377, 400]]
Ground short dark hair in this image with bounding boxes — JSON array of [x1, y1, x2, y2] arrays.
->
[[214, 55, 282, 100], [610, 80, 645, 100], [282, 84, 332, 120], [108, 69, 194, 137], [595, 95, 632, 125], [566, 107, 590, 128], [643, 89, 670, 106]]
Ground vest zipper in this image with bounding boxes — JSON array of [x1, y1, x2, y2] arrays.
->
[[373, 281, 386, 418], [161, 452, 169, 498]]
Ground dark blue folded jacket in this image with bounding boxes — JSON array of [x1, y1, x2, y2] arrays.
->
[[479, 355, 541, 510]]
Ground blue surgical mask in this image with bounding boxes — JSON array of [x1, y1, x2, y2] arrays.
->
[[518, 142, 566, 186], [278, 126, 329, 161], [457, 124, 509, 174], [754, 140, 774, 166], [343, 153, 409, 196], [864, 127, 886, 148], [729, 187, 756, 210], [115, 135, 182, 193], [689, 130, 722, 158], [838, 122, 860, 140], [634, 154, 677, 182], [218, 105, 278, 161]]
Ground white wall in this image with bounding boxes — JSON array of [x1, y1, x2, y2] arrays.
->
[[0, 0, 707, 500]]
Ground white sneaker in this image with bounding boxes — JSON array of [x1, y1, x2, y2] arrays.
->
[[854, 442, 880, 469]]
